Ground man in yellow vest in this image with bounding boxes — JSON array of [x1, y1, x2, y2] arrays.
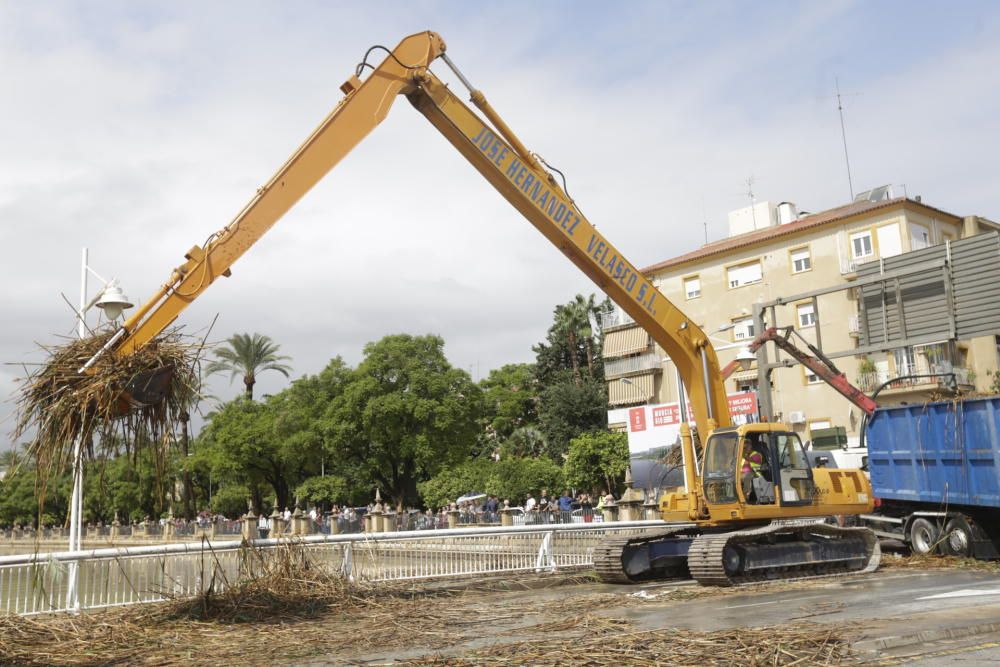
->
[[741, 438, 764, 503]]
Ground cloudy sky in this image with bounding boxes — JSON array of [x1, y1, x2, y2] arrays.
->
[[2, 1, 998, 447]]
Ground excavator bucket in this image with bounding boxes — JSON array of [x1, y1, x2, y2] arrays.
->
[[116, 365, 175, 413]]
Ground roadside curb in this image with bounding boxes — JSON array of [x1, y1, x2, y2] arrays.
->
[[853, 620, 1000, 654]]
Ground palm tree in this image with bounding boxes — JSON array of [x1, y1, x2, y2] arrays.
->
[[555, 294, 599, 383], [206, 333, 292, 400]]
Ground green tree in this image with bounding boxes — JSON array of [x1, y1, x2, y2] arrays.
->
[[417, 458, 493, 510], [325, 334, 483, 511], [537, 378, 608, 461], [211, 484, 252, 518], [296, 475, 352, 510], [206, 332, 292, 400], [563, 431, 629, 495], [535, 294, 608, 387], [479, 363, 538, 444], [195, 398, 290, 511], [499, 426, 547, 460], [486, 457, 563, 504]]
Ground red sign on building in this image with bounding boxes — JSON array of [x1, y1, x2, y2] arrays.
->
[[727, 392, 758, 416], [628, 407, 647, 432], [652, 404, 680, 426]]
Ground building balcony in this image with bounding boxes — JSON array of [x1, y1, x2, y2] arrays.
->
[[856, 365, 974, 395], [604, 352, 663, 379], [597, 308, 634, 331], [840, 255, 879, 275], [848, 315, 860, 337]]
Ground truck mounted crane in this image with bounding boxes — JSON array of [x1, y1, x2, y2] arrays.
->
[[93, 31, 879, 586], [720, 326, 878, 416]]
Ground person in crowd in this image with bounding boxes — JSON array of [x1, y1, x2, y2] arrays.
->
[[558, 490, 573, 522], [257, 513, 271, 539], [525, 493, 537, 512]]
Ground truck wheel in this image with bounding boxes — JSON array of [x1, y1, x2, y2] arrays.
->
[[908, 517, 939, 555], [941, 516, 974, 558]]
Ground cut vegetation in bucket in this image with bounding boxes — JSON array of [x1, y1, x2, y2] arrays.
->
[[13, 327, 204, 484]]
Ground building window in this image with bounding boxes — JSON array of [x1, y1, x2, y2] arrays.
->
[[727, 260, 763, 289], [684, 276, 701, 300], [736, 378, 758, 393], [797, 302, 816, 328], [894, 347, 917, 375], [909, 222, 931, 250], [805, 370, 823, 384], [850, 230, 874, 259], [733, 316, 754, 341], [790, 247, 811, 273]]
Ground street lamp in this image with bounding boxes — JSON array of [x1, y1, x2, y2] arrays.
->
[[66, 248, 132, 612], [93, 281, 133, 321], [735, 347, 756, 372]]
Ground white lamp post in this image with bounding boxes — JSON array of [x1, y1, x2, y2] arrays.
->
[[65, 248, 132, 612]]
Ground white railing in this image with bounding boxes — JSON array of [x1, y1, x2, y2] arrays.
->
[[839, 255, 879, 274], [604, 353, 661, 378], [596, 308, 634, 331], [0, 521, 669, 616]]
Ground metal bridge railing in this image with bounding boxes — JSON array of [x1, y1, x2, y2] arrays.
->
[[0, 521, 669, 616]]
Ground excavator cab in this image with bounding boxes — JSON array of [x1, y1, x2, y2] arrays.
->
[[701, 425, 816, 512]]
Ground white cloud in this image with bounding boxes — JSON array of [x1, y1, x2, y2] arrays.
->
[[2, 2, 998, 445]]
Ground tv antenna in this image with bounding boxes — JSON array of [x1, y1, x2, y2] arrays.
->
[[830, 77, 861, 200], [746, 176, 758, 229]]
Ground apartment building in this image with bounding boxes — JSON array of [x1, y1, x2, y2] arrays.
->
[[602, 189, 1000, 440]]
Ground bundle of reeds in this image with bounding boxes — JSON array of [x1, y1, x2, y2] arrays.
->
[[13, 327, 203, 481]]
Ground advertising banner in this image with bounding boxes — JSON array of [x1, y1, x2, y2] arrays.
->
[[625, 392, 758, 456]]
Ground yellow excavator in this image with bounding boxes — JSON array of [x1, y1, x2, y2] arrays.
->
[[93, 31, 879, 586]]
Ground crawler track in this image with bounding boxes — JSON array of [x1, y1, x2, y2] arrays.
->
[[595, 521, 880, 587], [687, 522, 881, 587], [593, 526, 699, 584]]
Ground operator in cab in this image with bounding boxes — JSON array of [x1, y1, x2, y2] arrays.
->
[[741, 437, 764, 503]]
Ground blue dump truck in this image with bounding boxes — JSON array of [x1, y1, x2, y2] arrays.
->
[[861, 396, 1000, 559]]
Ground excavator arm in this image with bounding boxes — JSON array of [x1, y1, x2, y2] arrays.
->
[[721, 326, 877, 416], [108, 30, 731, 435]]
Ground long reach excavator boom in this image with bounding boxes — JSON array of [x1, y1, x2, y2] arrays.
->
[[107, 31, 729, 439], [101, 31, 878, 586]]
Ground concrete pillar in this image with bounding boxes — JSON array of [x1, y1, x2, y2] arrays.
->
[[242, 513, 256, 541], [642, 500, 660, 521], [110, 520, 120, 541], [378, 511, 392, 533], [367, 508, 382, 533], [616, 465, 647, 522], [329, 512, 341, 535], [500, 507, 516, 527], [271, 509, 286, 537], [447, 510, 460, 530], [602, 502, 618, 522], [163, 520, 175, 541], [291, 508, 307, 536]]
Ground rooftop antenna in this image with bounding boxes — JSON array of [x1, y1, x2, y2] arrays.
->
[[746, 176, 758, 229], [833, 77, 858, 201], [700, 197, 708, 244]]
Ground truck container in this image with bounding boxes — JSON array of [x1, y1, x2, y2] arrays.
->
[[862, 396, 1000, 559]]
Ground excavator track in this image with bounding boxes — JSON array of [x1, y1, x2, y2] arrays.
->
[[688, 522, 881, 587], [593, 526, 699, 584]]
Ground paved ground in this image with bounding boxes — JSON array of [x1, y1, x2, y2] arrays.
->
[[322, 563, 1000, 665]]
